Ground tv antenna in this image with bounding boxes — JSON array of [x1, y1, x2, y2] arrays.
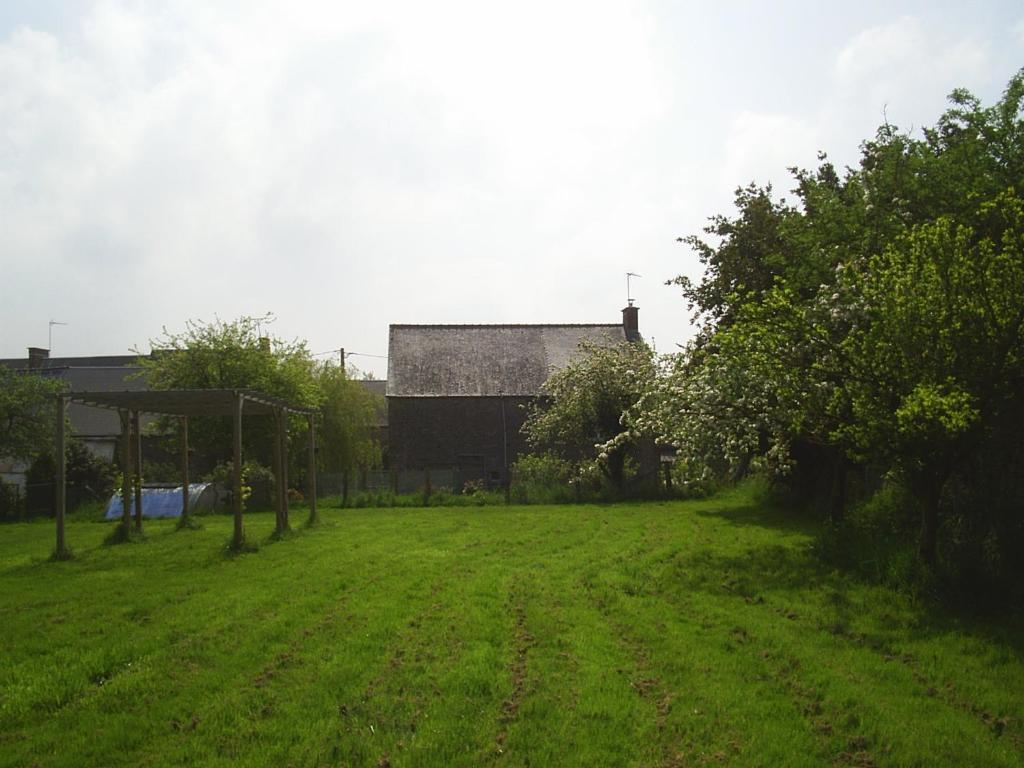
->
[[48, 319, 67, 351], [626, 272, 642, 306]]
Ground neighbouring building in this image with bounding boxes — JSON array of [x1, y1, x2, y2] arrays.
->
[[1, 348, 149, 460], [0, 349, 149, 483], [386, 305, 640, 487]]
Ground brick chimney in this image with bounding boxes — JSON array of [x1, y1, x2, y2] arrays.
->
[[258, 337, 271, 353], [621, 303, 639, 342], [27, 347, 49, 369]]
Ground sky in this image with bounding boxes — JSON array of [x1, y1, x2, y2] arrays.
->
[[1, 1, 1022, 379]]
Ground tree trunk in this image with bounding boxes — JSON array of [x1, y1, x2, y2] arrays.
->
[[119, 410, 132, 532], [830, 451, 846, 524], [919, 481, 941, 566], [731, 451, 753, 484], [607, 449, 625, 492]]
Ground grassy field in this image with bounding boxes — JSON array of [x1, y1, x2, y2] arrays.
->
[[1, 489, 1022, 767]]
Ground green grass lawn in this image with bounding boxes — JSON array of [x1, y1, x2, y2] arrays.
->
[[1, 489, 1022, 767]]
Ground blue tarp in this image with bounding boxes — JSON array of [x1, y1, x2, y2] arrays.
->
[[105, 483, 213, 520]]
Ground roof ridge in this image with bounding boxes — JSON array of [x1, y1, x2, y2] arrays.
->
[[389, 323, 621, 329]]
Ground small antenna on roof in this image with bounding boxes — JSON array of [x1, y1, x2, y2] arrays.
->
[[626, 272, 642, 306], [48, 319, 67, 352]]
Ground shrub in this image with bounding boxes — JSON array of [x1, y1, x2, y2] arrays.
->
[[0, 480, 23, 521], [510, 453, 576, 504]]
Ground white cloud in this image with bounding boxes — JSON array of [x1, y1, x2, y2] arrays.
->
[[0, 2, 1019, 373], [831, 15, 991, 135], [720, 111, 817, 198]]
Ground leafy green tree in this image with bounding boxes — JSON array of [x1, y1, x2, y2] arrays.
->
[[672, 183, 804, 328], [838, 193, 1024, 563], [656, 70, 1024, 568], [139, 314, 319, 470], [0, 367, 65, 462], [315, 363, 382, 479], [523, 342, 656, 491], [140, 315, 381, 497]]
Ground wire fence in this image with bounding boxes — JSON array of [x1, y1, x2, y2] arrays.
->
[[2, 464, 674, 520]]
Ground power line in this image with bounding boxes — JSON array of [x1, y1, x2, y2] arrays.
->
[[311, 349, 388, 359]]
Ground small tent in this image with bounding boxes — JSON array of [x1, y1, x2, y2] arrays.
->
[[105, 483, 217, 520]]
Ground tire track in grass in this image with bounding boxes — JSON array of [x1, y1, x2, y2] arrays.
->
[[331, 559, 508, 768], [582, 577, 775, 767], [713, 577, 1024, 762], [485, 552, 650, 767], [2, 552, 376, 767], [147, 562, 422, 766], [658, 573, 1017, 767], [672, 514, 1024, 761], [601, 611, 686, 767], [588, 543, 878, 767], [494, 582, 535, 754], [812, 618, 1024, 756]]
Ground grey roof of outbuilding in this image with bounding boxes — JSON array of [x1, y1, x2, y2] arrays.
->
[[63, 366, 149, 436], [387, 324, 627, 397], [0, 354, 142, 370]]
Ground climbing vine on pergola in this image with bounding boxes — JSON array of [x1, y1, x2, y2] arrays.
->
[[54, 389, 317, 557]]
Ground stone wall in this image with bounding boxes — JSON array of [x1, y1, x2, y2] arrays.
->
[[387, 396, 534, 484]]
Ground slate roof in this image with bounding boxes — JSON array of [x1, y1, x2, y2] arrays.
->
[[0, 354, 142, 370], [63, 366, 148, 436], [0, 362, 149, 437], [387, 324, 627, 397]]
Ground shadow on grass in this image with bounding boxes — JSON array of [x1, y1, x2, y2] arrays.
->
[[693, 500, 821, 537], [102, 522, 147, 546], [266, 526, 299, 544], [222, 536, 259, 557], [670, 531, 1024, 664]]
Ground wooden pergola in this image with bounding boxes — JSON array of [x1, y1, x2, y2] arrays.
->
[[54, 389, 317, 557]]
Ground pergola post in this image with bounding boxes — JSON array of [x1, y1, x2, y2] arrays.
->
[[281, 412, 290, 529], [119, 410, 132, 532], [232, 392, 244, 549], [61, 388, 312, 551], [272, 408, 284, 534], [179, 416, 190, 525], [54, 394, 67, 558], [307, 414, 317, 525], [132, 410, 143, 533]]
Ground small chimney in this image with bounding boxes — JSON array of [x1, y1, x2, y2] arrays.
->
[[622, 303, 639, 342], [258, 337, 271, 353], [27, 347, 49, 369]]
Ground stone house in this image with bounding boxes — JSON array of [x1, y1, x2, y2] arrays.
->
[[386, 305, 640, 487]]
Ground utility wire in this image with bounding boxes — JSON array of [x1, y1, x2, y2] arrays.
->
[[311, 349, 388, 359]]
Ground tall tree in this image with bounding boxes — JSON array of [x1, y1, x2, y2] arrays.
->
[[523, 342, 655, 490], [0, 367, 65, 462], [655, 70, 1024, 566], [315, 363, 382, 478], [838, 193, 1024, 562], [139, 314, 319, 468]]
